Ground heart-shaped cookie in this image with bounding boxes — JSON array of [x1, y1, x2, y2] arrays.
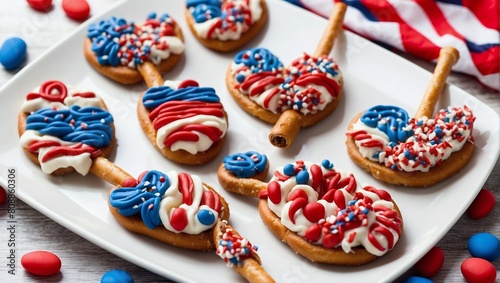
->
[[108, 169, 230, 251], [226, 2, 347, 148], [346, 47, 475, 187], [18, 80, 115, 176], [185, 0, 268, 52], [84, 12, 185, 85], [217, 152, 403, 265], [138, 79, 228, 165]]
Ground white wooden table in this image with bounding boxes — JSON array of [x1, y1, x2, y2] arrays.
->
[[0, 1, 498, 282]]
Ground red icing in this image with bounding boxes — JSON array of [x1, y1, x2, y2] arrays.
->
[[121, 178, 138, 188], [288, 198, 308, 224], [149, 101, 224, 131], [178, 79, 199, 89], [165, 124, 223, 147], [27, 140, 61, 152], [287, 189, 308, 202], [201, 190, 221, 212], [26, 80, 68, 103], [178, 173, 194, 205], [41, 143, 96, 162]]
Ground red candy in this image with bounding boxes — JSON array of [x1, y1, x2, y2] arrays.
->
[[0, 185, 6, 205], [414, 246, 444, 278], [461, 258, 496, 283], [62, 0, 90, 21], [27, 0, 52, 11], [467, 189, 495, 219], [21, 251, 61, 276]]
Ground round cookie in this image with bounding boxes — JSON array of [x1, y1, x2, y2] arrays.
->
[[18, 80, 116, 176], [346, 47, 475, 187], [138, 79, 228, 165], [184, 0, 268, 52], [84, 12, 185, 85]]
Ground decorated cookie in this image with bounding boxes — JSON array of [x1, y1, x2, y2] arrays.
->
[[218, 152, 403, 265], [226, 2, 346, 148], [85, 12, 185, 85], [138, 79, 228, 165], [18, 80, 115, 176], [346, 47, 476, 187], [185, 0, 268, 52], [108, 169, 230, 251]]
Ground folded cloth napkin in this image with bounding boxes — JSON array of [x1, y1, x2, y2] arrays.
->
[[285, 0, 500, 91]]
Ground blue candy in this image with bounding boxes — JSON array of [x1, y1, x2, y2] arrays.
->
[[101, 269, 134, 283], [0, 37, 27, 70], [197, 209, 216, 226], [402, 276, 434, 283], [468, 232, 500, 262]]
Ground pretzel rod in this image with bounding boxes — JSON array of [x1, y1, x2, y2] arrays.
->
[[269, 2, 347, 148], [214, 220, 275, 283], [414, 46, 459, 118], [137, 61, 164, 88], [89, 157, 134, 186], [314, 2, 347, 57]]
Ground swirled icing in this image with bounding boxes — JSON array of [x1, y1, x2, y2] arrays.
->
[[109, 170, 222, 235], [87, 12, 185, 69], [348, 105, 476, 172], [19, 80, 114, 175], [142, 80, 227, 155], [231, 48, 342, 115], [222, 151, 267, 178], [216, 220, 258, 267], [261, 159, 402, 256], [186, 0, 263, 41]]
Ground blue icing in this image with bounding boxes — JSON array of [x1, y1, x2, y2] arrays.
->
[[191, 4, 222, 23], [197, 209, 216, 225], [223, 151, 267, 178], [360, 105, 413, 143], [109, 170, 170, 229], [25, 105, 114, 148], [142, 85, 220, 109], [234, 48, 283, 73]]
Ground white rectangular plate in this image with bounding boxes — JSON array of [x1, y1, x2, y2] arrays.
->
[[1, 0, 498, 282]]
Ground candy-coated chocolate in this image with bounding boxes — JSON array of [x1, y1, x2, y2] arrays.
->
[[0, 186, 5, 204], [413, 246, 444, 278], [402, 276, 434, 283], [21, 251, 61, 276], [0, 37, 27, 70], [101, 269, 134, 283], [467, 232, 500, 262], [27, 0, 52, 11], [467, 189, 495, 219], [62, 0, 90, 21], [461, 258, 496, 283]]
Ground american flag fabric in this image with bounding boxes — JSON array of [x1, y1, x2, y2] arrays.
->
[[285, 0, 500, 91]]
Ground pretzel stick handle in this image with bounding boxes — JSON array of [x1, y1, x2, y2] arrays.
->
[[89, 157, 134, 186], [313, 2, 347, 57], [233, 259, 275, 283], [137, 61, 164, 88], [414, 46, 459, 118], [269, 110, 302, 148]]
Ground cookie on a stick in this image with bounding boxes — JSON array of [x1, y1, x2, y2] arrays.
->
[[84, 12, 185, 85], [217, 151, 403, 265], [346, 46, 476, 187], [226, 2, 346, 148], [17, 80, 124, 180]]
